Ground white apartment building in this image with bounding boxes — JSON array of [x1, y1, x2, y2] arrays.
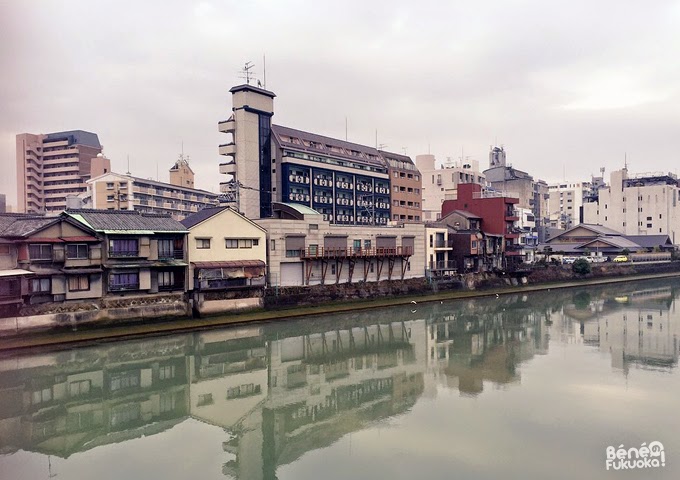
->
[[547, 181, 592, 228], [583, 168, 680, 244], [416, 154, 486, 222]]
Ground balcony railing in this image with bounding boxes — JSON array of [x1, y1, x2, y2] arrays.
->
[[109, 249, 139, 258], [429, 260, 457, 271], [301, 246, 414, 259], [109, 282, 140, 291], [158, 249, 184, 260]]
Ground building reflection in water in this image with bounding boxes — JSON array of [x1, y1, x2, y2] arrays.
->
[[1, 279, 679, 478]]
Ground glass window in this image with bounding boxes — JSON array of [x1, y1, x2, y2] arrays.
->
[[69, 380, 91, 397], [30, 278, 51, 293], [68, 275, 90, 292], [226, 239, 238, 249], [109, 272, 139, 291], [110, 371, 140, 391], [238, 239, 253, 249], [159, 365, 176, 380], [196, 238, 210, 249], [109, 239, 138, 257], [66, 244, 88, 259], [29, 244, 52, 260], [158, 239, 174, 258]]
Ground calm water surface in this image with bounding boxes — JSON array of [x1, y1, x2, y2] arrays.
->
[[1, 278, 680, 480]]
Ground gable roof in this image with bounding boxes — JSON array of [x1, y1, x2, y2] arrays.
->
[[0, 214, 59, 238], [180, 206, 266, 232], [579, 236, 641, 250], [65, 209, 187, 233], [548, 223, 623, 242], [624, 235, 673, 249]]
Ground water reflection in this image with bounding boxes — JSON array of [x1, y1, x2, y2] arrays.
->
[[1, 278, 679, 479]]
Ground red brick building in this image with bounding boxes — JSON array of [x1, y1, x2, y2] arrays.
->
[[441, 183, 521, 262]]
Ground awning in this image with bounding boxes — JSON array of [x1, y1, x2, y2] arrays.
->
[[61, 267, 103, 274], [24, 238, 64, 243], [61, 236, 99, 242], [0, 269, 35, 277], [192, 260, 265, 269]]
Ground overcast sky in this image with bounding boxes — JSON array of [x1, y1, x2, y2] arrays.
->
[[2, 0, 680, 208]]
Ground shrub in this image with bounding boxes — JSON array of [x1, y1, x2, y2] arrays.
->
[[572, 258, 591, 275]]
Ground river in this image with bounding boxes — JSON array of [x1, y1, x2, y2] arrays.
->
[[1, 277, 679, 479]]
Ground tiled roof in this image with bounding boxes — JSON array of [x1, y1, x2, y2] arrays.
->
[[625, 235, 673, 249], [180, 206, 229, 229], [0, 214, 58, 238], [66, 209, 187, 233]]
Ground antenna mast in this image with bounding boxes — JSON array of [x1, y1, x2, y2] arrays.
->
[[239, 62, 255, 85]]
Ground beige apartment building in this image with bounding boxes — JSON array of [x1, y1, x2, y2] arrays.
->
[[416, 154, 486, 222], [256, 203, 425, 287], [382, 150, 423, 223], [16, 130, 109, 214], [87, 163, 219, 221]]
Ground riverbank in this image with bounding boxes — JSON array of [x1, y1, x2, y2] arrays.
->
[[2, 268, 680, 352]]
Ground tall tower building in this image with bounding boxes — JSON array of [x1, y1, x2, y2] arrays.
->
[[16, 130, 108, 213], [219, 84, 275, 219]]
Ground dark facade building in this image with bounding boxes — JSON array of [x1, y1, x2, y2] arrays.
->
[[218, 84, 421, 226], [441, 183, 521, 263]]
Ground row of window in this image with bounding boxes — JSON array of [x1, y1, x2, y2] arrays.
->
[[29, 244, 92, 261], [29, 275, 90, 293], [196, 238, 260, 249]]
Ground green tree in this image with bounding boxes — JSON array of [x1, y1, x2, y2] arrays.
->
[[572, 258, 591, 275]]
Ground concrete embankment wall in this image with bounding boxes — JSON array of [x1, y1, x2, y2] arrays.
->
[[1, 293, 189, 336], [3, 262, 680, 338]]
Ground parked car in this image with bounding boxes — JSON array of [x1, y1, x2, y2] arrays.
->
[[613, 255, 629, 263], [588, 256, 607, 263], [562, 256, 578, 264]]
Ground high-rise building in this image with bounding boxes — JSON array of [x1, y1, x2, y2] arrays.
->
[[0, 194, 5, 213], [546, 181, 593, 229], [218, 83, 420, 226], [16, 130, 109, 213]]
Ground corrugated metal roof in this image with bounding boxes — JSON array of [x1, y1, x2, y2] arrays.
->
[[0, 214, 58, 238], [66, 209, 187, 233]]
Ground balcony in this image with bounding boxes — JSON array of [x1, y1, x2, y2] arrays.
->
[[429, 260, 457, 271], [301, 246, 413, 259], [219, 142, 236, 156], [218, 118, 235, 133], [109, 249, 139, 258], [158, 249, 184, 260]]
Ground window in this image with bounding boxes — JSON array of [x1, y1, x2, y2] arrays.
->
[[69, 380, 91, 397], [29, 244, 52, 260], [30, 278, 51, 293], [364, 240, 371, 249], [271, 239, 276, 251], [226, 239, 238, 249], [196, 238, 211, 249], [0, 245, 10, 255], [197, 393, 214, 406], [331, 263, 336, 275], [159, 365, 176, 380], [109, 272, 139, 291], [106, 182, 114, 189], [32, 388, 52, 405], [160, 393, 176, 413], [109, 239, 138, 257], [68, 275, 90, 292], [158, 239, 174, 258], [107, 195, 114, 202], [253, 238, 260, 245], [353, 239, 361, 249], [158, 271, 175, 288], [66, 244, 88, 259], [110, 371, 140, 391]]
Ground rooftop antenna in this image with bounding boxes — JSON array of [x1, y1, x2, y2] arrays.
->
[[126, 154, 131, 175], [401, 146, 407, 155], [156, 160, 159, 181], [624, 152, 628, 170], [375, 129, 378, 149], [239, 61, 255, 85], [345, 116, 348, 141], [263, 54, 266, 89]]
